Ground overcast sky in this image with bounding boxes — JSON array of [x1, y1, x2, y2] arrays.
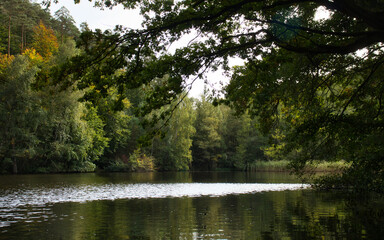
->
[[44, 1, 143, 30]]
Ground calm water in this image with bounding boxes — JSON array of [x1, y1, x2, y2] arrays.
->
[[0, 172, 383, 239]]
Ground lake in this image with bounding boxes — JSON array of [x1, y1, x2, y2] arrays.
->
[[0, 172, 383, 239]]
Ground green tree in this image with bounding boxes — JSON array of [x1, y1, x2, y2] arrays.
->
[[91, 87, 132, 169], [0, 0, 29, 55], [0, 55, 41, 173], [53, 38, 80, 65], [50, 0, 384, 190], [0, 0, 57, 55], [218, 105, 269, 170], [54, 6, 79, 43], [152, 96, 196, 171], [233, 114, 268, 170], [192, 93, 224, 170], [226, 45, 384, 189], [34, 87, 102, 172], [34, 37, 108, 172], [0, 36, 108, 174]]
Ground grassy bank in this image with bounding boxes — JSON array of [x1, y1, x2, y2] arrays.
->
[[246, 160, 349, 172]]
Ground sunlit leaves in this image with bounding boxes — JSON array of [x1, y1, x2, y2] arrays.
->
[[0, 53, 14, 77], [22, 48, 44, 66], [32, 21, 59, 59]]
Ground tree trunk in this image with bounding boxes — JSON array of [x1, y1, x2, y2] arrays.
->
[[12, 159, 17, 174], [61, 24, 63, 44], [8, 15, 11, 56], [21, 24, 24, 53]]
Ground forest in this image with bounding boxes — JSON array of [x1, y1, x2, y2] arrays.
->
[[0, 0, 276, 174], [1, 0, 383, 192]]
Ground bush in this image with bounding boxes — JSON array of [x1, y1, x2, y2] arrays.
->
[[104, 149, 155, 172], [128, 149, 155, 172]]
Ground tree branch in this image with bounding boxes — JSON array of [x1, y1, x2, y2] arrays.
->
[[319, 0, 384, 31], [339, 57, 384, 116], [274, 31, 384, 54]]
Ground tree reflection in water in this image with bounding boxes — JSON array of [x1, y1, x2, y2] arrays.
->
[[1, 190, 383, 239], [0, 172, 383, 239]]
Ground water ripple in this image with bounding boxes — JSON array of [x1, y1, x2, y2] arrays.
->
[[0, 183, 309, 228], [0, 183, 308, 209]]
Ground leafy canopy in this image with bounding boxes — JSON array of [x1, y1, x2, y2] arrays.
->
[[50, 0, 384, 191]]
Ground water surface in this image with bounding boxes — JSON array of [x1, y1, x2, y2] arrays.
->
[[0, 172, 383, 239]]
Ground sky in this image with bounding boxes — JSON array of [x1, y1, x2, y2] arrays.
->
[[38, 0, 239, 98], [44, 1, 143, 30]]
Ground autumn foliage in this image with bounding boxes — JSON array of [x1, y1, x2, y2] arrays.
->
[[31, 21, 59, 59], [22, 48, 44, 66], [0, 53, 14, 76]]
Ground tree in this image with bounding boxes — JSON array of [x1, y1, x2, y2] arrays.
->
[[33, 86, 103, 172], [0, 0, 57, 55], [152, 95, 196, 171], [0, 55, 41, 173], [90, 87, 133, 169], [226, 47, 384, 191], [50, 0, 384, 191], [0, 52, 14, 76], [192, 93, 224, 170], [224, 111, 268, 170], [32, 21, 59, 59], [33, 36, 107, 173], [54, 6, 79, 43], [0, 36, 107, 174], [0, 0, 29, 55]]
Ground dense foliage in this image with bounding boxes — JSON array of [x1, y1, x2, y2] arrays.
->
[[3, 0, 384, 192], [0, 0, 272, 174], [0, 0, 79, 55], [42, 0, 383, 191]]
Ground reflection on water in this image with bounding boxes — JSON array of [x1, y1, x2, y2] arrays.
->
[[0, 183, 308, 208], [0, 172, 383, 239]]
